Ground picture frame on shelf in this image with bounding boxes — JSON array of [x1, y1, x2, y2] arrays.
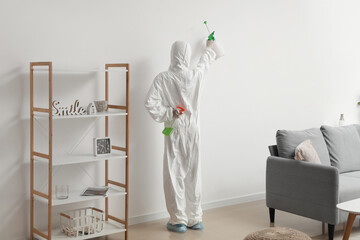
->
[[94, 137, 111, 156]]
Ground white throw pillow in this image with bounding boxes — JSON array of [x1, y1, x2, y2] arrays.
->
[[294, 139, 321, 164]]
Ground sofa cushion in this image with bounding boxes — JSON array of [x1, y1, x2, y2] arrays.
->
[[341, 171, 360, 178], [338, 174, 360, 222], [321, 125, 360, 173], [355, 124, 360, 136], [276, 128, 331, 165], [339, 175, 360, 202]]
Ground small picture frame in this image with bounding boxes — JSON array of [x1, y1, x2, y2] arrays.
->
[[94, 137, 111, 156]]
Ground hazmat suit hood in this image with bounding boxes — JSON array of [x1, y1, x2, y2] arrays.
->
[[169, 41, 191, 72]]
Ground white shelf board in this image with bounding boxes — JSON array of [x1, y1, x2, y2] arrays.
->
[[34, 187, 126, 206], [32, 68, 128, 73], [34, 111, 127, 119], [34, 152, 127, 166], [34, 221, 126, 240]]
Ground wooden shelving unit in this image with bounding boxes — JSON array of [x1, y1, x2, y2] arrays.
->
[[30, 62, 130, 240]]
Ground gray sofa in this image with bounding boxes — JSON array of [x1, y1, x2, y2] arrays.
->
[[266, 124, 360, 240]]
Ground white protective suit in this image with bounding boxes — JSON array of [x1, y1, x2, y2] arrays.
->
[[145, 41, 216, 226]]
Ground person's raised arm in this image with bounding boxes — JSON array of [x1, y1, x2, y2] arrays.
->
[[194, 40, 217, 77]]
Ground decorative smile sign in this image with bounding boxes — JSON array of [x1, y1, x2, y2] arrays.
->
[[52, 99, 86, 116]]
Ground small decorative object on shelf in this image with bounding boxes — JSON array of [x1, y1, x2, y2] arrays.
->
[[52, 99, 86, 116], [339, 113, 346, 127], [87, 102, 97, 115], [81, 186, 109, 196], [94, 100, 108, 112], [94, 137, 111, 156], [60, 207, 105, 237], [56, 184, 69, 200]]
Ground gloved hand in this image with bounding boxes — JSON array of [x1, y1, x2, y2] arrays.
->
[[173, 106, 185, 118], [173, 108, 181, 118], [206, 40, 215, 49], [207, 39, 224, 59]]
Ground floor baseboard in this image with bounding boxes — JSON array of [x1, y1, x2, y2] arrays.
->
[[129, 192, 265, 225], [202, 192, 265, 210]]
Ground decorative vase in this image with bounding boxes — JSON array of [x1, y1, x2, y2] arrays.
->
[[339, 114, 345, 127]]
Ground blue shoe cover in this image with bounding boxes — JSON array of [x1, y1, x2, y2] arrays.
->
[[188, 222, 204, 230], [167, 222, 187, 233]]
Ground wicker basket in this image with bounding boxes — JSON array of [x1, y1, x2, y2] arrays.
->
[[60, 207, 105, 237]]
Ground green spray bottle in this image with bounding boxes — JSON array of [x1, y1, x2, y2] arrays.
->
[[162, 107, 185, 136], [204, 21, 215, 41]]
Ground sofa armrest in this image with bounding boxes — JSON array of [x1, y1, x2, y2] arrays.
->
[[266, 156, 339, 224]]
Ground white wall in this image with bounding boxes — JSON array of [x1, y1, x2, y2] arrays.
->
[[1, 0, 360, 239]]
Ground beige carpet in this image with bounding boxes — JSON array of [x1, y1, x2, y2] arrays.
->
[[99, 200, 360, 240]]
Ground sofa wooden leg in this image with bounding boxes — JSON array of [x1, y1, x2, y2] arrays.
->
[[328, 224, 334, 240], [269, 208, 275, 223]]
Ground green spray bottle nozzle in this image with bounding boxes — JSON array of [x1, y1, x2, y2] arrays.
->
[[204, 21, 215, 41]]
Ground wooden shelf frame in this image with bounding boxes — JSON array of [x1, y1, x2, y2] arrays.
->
[[105, 63, 130, 240], [30, 62, 130, 240], [30, 61, 53, 240]]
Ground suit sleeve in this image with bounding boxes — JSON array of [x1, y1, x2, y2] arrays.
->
[[194, 47, 216, 77], [144, 76, 174, 123]]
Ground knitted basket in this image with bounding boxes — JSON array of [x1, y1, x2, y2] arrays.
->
[[244, 227, 311, 240]]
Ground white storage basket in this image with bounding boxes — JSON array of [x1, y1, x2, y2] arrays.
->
[[60, 207, 105, 237]]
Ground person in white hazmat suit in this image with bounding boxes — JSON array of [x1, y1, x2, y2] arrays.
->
[[145, 40, 216, 233]]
